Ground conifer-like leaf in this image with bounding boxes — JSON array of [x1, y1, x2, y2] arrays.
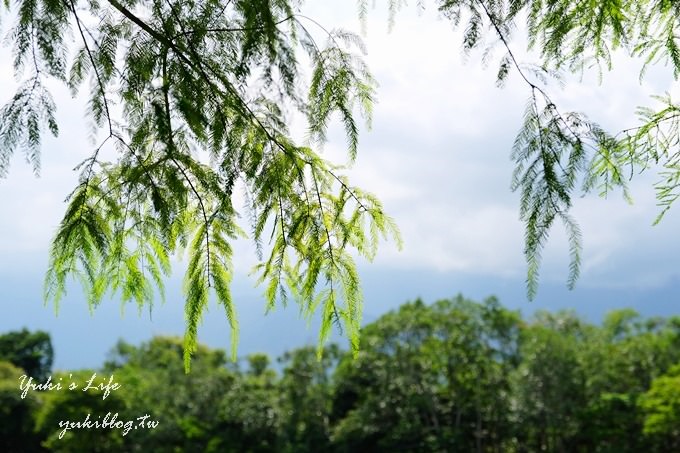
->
[[511, 93, 589, 299], [2, 0, 400, 368], [429, 0, 680, 298]]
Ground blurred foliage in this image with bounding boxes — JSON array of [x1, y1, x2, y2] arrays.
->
[[0, 360, 46, 452], [3, 295, 680, 451], [640, 364, 680, 451], [0, 328, 54, 382]]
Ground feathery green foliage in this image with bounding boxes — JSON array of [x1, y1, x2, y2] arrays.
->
[[381, 0, 680, 298], [1, 0, 400, 370]]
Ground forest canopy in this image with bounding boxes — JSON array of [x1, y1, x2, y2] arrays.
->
[[3, 296, 680, 451]]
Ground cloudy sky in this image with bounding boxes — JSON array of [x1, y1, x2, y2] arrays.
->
[[1, 2, 679, 369]]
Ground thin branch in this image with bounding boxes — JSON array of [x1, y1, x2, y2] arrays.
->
[[69, 0, 113, 136], [171, 15, 295, 40], [68, 0, 117, 205], [475, 0, 581, 142]]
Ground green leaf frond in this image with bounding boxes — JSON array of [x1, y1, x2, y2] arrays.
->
[[0, 78, 58, 177], [183, 208, 241, 372], [2, 0, 399, 369], [305, 28, 376, 162], [250, 145, 400, 355], [619, 93, 680, 224], [511, 92, 588, 299], [632, 0, 680, 80], [425, 0, 679, 298], [582, 123, 634, 203]]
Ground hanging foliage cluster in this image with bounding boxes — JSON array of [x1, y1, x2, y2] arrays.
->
[[0, 0, 400, 369], [377, 0, 680, 297]]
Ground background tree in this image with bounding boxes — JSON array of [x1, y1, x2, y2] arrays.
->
[[107, 337, 289, 451], [3, 296, 680, 451], [104, 336, 239, 451], [640, 363, 680, 451], [277, 345, 340, 453], [0, 360, 46, 452], [0, 328, 54, 382], [34, 369, 130, 452], [510, 311, 588, 452], [330, 299, 442, 452], [214, 352, 282, 452], [330, 296, 522, 452]]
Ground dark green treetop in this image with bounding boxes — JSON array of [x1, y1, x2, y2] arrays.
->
[[0, 328, 53, 381]]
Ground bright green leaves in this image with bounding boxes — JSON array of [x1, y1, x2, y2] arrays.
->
[[44, 157, 175, 314], [624, 93, 680, 225], [184, 212, 242, 371], [584, 91, 680, 226], [44, 176, 112, 310], [2, 0, 398, 369], [582, 124, 634, 204], [633, 0, 680, 79], [43, 144, 244, 372], [251, 145, 400, 358], [639, 364, 680, 441], [306, 29, 376, 161], [525, 0, 628, 75]]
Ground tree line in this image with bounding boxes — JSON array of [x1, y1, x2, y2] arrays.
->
[[3, 295, 680, 452]]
